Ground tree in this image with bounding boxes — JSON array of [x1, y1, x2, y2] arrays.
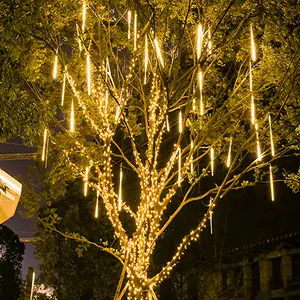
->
[[3, 0, 300, 299], [35, 181, 121, 300], [0, 225, 25, 300]]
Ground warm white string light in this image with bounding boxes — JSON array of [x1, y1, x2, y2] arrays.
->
[[82, 1, 86, 32], [154, 39, 164, 68], [95, 190, 99, 218], [70, 100, 75, 132], [61, 66, 67, 106], [190, 140, 194, 173], [127, 10, 131, 40], [118, 164, 123, 211], [84, 167, 89, 196], [29, 269, 35, 300], [226, 137, 232, 168], [133, 12, 137, 51], [199, 71, 204, 115], [210, 147, 214, 176], [166, 115, 170, 132], [178, 147, 181, 186], [179, 110, 182, 133], [269, 114, 275, 157], [269, 164, 275, 201], [87, 53, 91, 96], [42, 128, 47, 162], [209, 197, 213, 234], [250, 24, 256, 62], [144, 35, 148, 84], [196, 24, 203, 60], [255, 123, 262, 161], [249, 61, 255, 125]]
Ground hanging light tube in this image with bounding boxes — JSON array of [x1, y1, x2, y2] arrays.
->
[[210, 147, 214, 176], [154, 39, 164, 68], [118, 165, 123, 211], [269, 114, 275, 157], [178, 147, 181, 186]]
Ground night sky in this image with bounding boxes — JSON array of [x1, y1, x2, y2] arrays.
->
[[0, 142, 38, 278]]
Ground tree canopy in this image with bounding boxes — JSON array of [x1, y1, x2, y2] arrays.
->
[[0, 225, 25, 300], [1, 0, 299, 299]]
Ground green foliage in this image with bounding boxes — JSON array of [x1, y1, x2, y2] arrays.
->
[[35, 181, 121, 300], [0, 225, 25, 300]]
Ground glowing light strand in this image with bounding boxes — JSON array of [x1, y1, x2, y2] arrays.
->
[[179, 110, 182, 133], [250, 24, 256, 62], [178, 147, 181, 186], [199, 71, 204, 115], [269, 114, 275, 157], [118, 165, 123, 211], [127, 10, 131, 40], [84, 167, 89, 197], [166, 115, 170, 132], [196, 24, 203, 60], [190, 140, 194, 173], [42, 128, 47, 162], [269, 164, 275, 201], [154, 39, 164, 68], [226, 137, 232, 168], [82, 1, 86, 32], [144, 35, 148, 84], [29, 269, 35, 300], [209, 197, 213, 234], [133, 12, 137, 51], [95, 190, 99, 218], [61, 66, 67, 106], [210, 147, 214, 176], [255, 123, 262, 161]]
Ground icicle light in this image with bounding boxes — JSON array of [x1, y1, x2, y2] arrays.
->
[[95, 190, 99, 218], [166, 115, 170, 132], [199, 71, 204, 115], [179, 110, 183, 133], [30, 270, 35, 300], [127, 10, 131, 40], [250, 24, 256, 62], [255, 123, 262, 161], [178, 147, 181, 186], [70, 100, 75, 132], [82, 1, 86, 32], [209, 197, 213, 235], [133, 12, 137, 51], [84, 167, 89, 196], [87, 53, 91, 96], [154, 39, 164, 68], [61, 66, 67, 106], [196, 24, 203, 60], [42, 129, 47, 162], [190, 140, 194, 173], [118, 165, 123, 211], [210, 147, 214, 176], [269, 114, 275, 157], [53, 53, 58, 79], [226, 137, 232, 168], [269, 164, 275, 201], [144, 35, 148, 84]]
